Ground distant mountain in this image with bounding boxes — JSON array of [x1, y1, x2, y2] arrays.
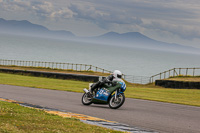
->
[[87, 32, 200, 54], [0, 18, 199, 54], [0, 18, 75, 39], [93, 31, 155, 44]]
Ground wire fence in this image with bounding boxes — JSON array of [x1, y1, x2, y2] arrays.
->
[[0, 59, 151, 84], [0, 59, 112, 73], [1, 59, 199, 84], [150, 68, 200, 83], [123, 75, 151, 84]]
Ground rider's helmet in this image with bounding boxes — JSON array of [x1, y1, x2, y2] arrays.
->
[[113, 70, 122, 79]]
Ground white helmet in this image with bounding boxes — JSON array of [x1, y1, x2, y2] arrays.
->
[[113, 70, 122, 79]]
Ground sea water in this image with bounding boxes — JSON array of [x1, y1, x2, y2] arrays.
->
[[0, 34, 200, 77]]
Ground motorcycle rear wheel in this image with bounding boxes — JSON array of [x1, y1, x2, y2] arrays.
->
[[82, 93, 93, 105], [109, 93, 125, 109]]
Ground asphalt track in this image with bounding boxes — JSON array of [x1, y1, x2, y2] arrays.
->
[[0, 84, 200, 133]]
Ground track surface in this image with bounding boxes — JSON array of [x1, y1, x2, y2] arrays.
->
[[0, 84, 200, 133]]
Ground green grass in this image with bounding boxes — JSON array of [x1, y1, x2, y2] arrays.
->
[[0, 73, 89, 92], [0, 101, 122, 133], [0, 73, 200, 106], [125, 87, 200, 106]]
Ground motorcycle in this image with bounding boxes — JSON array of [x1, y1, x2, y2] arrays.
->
[[82, 81, 126, 109]]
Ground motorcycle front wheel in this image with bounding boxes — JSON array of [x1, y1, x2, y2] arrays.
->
[[109, 93, 125, 109], [82, 93, 93, 105]]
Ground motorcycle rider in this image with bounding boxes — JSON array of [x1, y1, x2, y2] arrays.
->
[[89, 70, 125, 96]]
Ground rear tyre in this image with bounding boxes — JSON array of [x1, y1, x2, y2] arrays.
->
[[109, 93, 125, 109], [82, 93, 93, 105]]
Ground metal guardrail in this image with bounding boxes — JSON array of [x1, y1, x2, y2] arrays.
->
[[150, 68, 200, 83]]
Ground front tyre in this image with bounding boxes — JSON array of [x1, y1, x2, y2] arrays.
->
[[109, 93, 125, 109], [82, 93, 93, 105]]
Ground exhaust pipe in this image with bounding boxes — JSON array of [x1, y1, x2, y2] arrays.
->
[[83, 88, 89, 93]]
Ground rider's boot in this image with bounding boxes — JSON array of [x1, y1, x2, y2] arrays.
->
[[89, 81, 100, 96], [88, 90, 93, 98]]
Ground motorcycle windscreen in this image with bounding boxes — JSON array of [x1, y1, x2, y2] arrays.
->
[[94, 88, 110, 101]]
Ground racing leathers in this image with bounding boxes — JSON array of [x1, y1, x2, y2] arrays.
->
[[89, 74, 114, 95]]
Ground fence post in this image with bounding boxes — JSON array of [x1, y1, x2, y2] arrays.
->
[[59, 63, 62, 69], [51, 62, 54, 69], [163, 71, 165, 79], [62, 63, 65, 69], [193, 68, 195, 76], [186, 68, 188, 76], [71, 63, 73, 70]]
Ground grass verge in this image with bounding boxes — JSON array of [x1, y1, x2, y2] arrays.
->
[[0, 73, 200, 106], [167, 76, 200, 82], [0, 101, 121, 133]]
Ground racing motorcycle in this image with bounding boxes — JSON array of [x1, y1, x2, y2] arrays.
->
[[82, 81, 126, 109]]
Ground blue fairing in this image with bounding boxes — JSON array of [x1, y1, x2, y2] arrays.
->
[[94, 88, 110, 101], [119, 82, 126, 92]]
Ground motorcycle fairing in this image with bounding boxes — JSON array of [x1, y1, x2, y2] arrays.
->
[[94, 88, 110, 101], [93, 83, 121, 102]]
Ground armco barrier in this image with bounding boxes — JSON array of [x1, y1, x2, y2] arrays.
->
[[155, 80, 200, 89], [0, 68, 101, 82]]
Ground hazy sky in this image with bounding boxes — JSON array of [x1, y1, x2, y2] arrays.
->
[[1, 0, 200, 48]]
